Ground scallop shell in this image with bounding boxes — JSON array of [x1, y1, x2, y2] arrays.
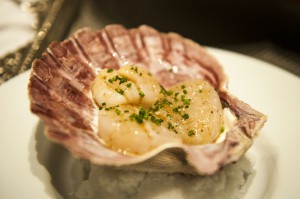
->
[[28, 25, 267, 175]]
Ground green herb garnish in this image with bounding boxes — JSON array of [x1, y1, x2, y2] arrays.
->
[[182, 113, 189, 119], [173, 107, 180, 113], [160, 85, 173, 96], [115, 88, 124, 95], [139, 108, 149, 119], [108, 75, 127, 84], [118, 77, 127, 84], [150, 116, 164, 126], [162, 98, 172, 105], [115, 109, 121, 115], [108, 76, 117, 83], [130, 113, 144, 124], [139, 91, 145, 98], [130, 66, 138, 73], [107, 68, 114, 73], [220, 127, 225, 133], [167, 122, 175, 130], [188, 130, 196, 137], [126, 83, 132, 88]]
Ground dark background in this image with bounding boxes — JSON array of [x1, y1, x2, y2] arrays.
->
[[92, 0, 299, 49], [87, 0, 300, 76]]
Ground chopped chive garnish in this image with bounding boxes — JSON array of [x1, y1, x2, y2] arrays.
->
[[128, 107, 164, 126], [139, 108, 148, 119], [167, 122, 175, 130], [150, 116, 164, 125], [183, 98, 191, 105], [108, 76, 117, 83], [126, 83, 132, 88], [107, 68, 114, 73], [108, 75, 127, 84], [102, 102, 106, 106], [115, 88, 124, 95], [181, 95, 185, 101], [166, 113, 172, 118], [188, 130, 196, 137], [160, 85, 173, 96], [173, 107, 179, 113], [172, 105, 183, 113], [139, 91, 145, 98], [130, 66, 138, 72], [182, 113, 189, 119], [167, 90, 173, 96], [115, 109, 121, 115], [162, 98, 172, 105], [130, 113, 143, 124], [151, 100, 164, 112], [118, 77, 127, 84], [220, 127, 225, 133], [181, 85, 186, 89]]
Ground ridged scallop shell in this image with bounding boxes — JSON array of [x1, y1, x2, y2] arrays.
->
[[28, 25, 267, 175]]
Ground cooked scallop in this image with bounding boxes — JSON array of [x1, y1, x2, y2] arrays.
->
[[157, 79, 224, 145], [28, 24, 267, 175], [98, 104, 182, 155], [93, 66, 224, 155]]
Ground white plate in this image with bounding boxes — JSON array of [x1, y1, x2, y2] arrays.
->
[[0, 48, 299, 199], [0, 1, 35, 56]]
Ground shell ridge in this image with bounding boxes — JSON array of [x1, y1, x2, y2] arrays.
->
[[137, 25, 166, 75], [100, 26, 125, 67], [128, 28, 152, 67], [104, 25, 141, 66], [31, 45, 97, 137], [61, 39, 96, 91], [69, 37, 94, 71], [74, 28, 119, 70]]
